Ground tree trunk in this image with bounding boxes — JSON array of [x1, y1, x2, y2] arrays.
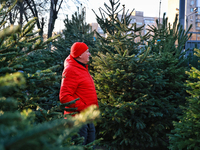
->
[[9, 11, 14, 25], [47, 0, 63, 38], [18, 1, 23, 25], [25, 0, 44, 37], [47, 2, 55, 38], [41, 17, 44, 37]]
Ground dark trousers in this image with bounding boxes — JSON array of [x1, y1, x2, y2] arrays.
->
[[78, 123, 96, 145]]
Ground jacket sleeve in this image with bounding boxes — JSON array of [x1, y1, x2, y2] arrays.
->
[[59, 69, 86, 112]]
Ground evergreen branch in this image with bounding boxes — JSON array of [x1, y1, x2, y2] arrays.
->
[[0, 36, 5, 47], [48, 98, 80, 112], [0, 20, 6, 28], [0, 41, 18, 54], [0, 67, 14, 73], [46, 65, 61, 72], [0, 72, 25, 92], [21, 17, 37, 34], [31, 38, 42, 49], [12, 64, 23, 70], [104, 3, 112, 15], [84, 138, 103, 149], [26, 29, 40, 37], [23, 60, 45, 69], [0, 51, 17, 57], [138, 47, 151, 63], [0, 112, 24, 125], [0, 97, 18, 111], [0, 25, 21, 40], [6, 0, 18, 13], [0, 1, 5, 11], [42, 34, 60, 46], [114, 2, 120, 12], [115, 8, 124, 15], [0, 0, 17, 15], [99, 53, 108, 66], [20, 22, 36, 38], [5, 105, 100, 149], [40, 109, 48, 121], [122, 49, 128, 57], [99, 7, 109, 17], [114, 45, 122, 55], [22, 36, 40, 43], [4, 118, 75, 150]]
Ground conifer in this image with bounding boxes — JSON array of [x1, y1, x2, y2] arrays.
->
[[147, 13, 192, 125], [0, 1, 100, 149], [169, 48, 200, 150], [92, 1, 191, 149]]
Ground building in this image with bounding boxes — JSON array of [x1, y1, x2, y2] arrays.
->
[[168, 0, 200, 40], [90, 10, 161, 39], [185, 0, 200, 50], [168, 0, 200, 55]]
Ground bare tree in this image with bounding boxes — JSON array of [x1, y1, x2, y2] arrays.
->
[[4, 0, 48, 36], [47, 0, 63, 38], [2, 0, 89, 38], [25, 0, 47, 36], [3, 1, 22, 25]]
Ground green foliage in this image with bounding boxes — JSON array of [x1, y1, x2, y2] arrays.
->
[[92, 0, 142, 56], [92, 1, 152, 149], [92, 2, 190, 149], [92, 0, 134, 35], [169, 48, 200, 150], [0, 2, 100, 150], [147, 13, 191, 114], [0, 16, 61, 113], [148, 13, 192, 55]]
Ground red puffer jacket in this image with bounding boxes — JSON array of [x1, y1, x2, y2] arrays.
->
[[59, 55, 98, 115]]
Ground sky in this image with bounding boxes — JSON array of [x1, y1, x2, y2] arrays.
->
[[54, 0, 168, 32]]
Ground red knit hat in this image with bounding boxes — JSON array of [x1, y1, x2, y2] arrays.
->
[[70, 42, 89, 58]]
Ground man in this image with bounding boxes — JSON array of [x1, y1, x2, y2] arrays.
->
[[59, 42, 99, 146]]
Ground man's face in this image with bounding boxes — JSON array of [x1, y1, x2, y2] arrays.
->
[[79, 49, 91, 64]]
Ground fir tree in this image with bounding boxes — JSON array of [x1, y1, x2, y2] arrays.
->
[[92, 2, 191, 149], [169, 48, 200, 150], [147, 13, 192, 126], [92, 1, 156, 149], [92, 0, 138, 55], [0, 16, 61, 114], [0, 1, 100, 149], [92, 0, 134, 36]]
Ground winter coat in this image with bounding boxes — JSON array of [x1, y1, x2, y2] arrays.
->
[[59, 55, 98, 115]]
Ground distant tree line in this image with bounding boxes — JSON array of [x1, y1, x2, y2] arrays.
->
[[2, 0, 88, 38]]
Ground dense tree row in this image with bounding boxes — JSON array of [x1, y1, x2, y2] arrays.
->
[[0, 1, 99, 150], [2, 0, 88, 38], [1, 0, 200, 149], [91, 0, 197, 149]]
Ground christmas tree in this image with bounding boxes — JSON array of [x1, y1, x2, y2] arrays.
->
[[92, 1, 154, 149], [92, 1, 191, 149], [92, 0, 141, 55], [169, 48, 200, 150], [0, 1, 100, 149], [147, 13, 192, 123]]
